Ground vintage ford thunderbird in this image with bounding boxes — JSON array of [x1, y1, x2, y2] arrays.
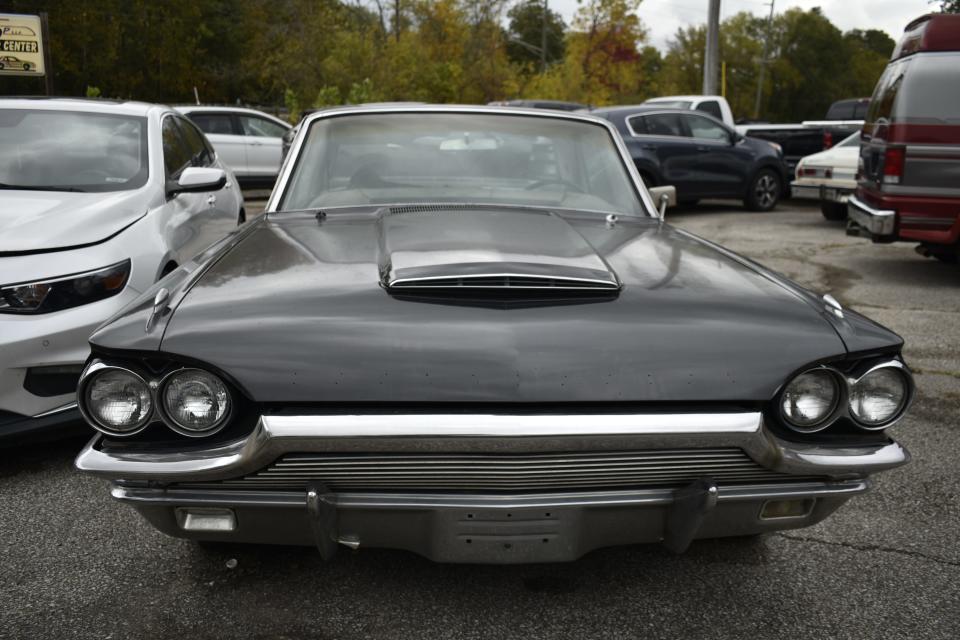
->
[[75, 106, 913, 563]]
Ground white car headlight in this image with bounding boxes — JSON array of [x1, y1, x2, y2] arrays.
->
[[780, 369, 840, 432], [849, 367, 910, 428], [161, 369, 232, 435], [0, 260, 130, 314], [82, 367, 153, 435]]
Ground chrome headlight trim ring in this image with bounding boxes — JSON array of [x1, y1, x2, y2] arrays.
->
[[156, 367, 234, 438], [77, 361, 155, 437], [778, 366, 846, 434], [846, 359, 915, 431], [777, 358, 914, 434]]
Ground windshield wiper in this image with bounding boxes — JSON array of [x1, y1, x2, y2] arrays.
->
[[0, 183, 87, 192]]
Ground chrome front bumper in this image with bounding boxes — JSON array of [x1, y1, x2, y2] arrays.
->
[[791, 182, 853, 202], [847, 195, 897, 238], [77, 412, 908, 562]]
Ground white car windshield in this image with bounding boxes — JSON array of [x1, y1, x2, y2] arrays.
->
[[280, 112, 645, 216], [0, 109, 148, 192]]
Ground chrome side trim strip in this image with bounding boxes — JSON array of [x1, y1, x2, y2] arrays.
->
[[75, 411, 910, 483], [32, 402, 78, 419]]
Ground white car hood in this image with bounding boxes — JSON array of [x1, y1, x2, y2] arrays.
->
[[0, 189, 148, 254]]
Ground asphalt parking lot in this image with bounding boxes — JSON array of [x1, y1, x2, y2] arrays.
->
[[2, 199, 958, 640]]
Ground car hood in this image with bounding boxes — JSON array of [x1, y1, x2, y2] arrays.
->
[[96, 207, 900, 404], [0, 189, 148, 253]]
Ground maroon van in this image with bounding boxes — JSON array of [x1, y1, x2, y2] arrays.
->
[[848, 13, 960, 262]]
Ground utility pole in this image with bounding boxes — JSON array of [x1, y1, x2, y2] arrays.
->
[[541, 0, 548, 73], [753, 0, 775, 119], [702, 0, 720, 95]]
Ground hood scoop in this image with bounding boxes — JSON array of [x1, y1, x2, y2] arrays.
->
[[378, 207, 621, 294]]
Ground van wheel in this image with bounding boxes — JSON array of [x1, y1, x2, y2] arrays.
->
[[820, 201, 847, 221], [744, 169, 781, 211]]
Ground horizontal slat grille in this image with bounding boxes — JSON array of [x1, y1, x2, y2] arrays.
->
[[186, 448, 816, 492]]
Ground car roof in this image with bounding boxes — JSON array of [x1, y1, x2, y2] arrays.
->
[[894, 13, 960, 59], [0, 96, 159, 116], [644, 95, 722, 102], [300, 103, 614, 127], [174, 105, 290, 123], [591, 105, 695, 118]]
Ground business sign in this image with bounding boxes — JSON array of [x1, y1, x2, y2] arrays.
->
[[0, 13, 45, 76]]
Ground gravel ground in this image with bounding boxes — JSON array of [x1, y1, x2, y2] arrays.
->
[[2, 199, 958, 640]]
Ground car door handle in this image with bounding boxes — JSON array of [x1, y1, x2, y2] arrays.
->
[[641, 144, 657, 150], [250, 140, 264, 146], [207, 194, 216, 206], [696, 146, 711, 152]]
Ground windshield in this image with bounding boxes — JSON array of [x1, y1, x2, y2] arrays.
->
[[280, 112, 645, 216], [0, 109, 148, 192]]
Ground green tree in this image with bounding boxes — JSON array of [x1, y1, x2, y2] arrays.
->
[[506, 0, 567, 70]]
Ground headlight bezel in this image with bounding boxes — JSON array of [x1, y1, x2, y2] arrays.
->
[[157, 367, 234, 438], [77, 360, 236, 439], [777, 358, 914, 434], [846, 359, 914, 430], [77, 361, 155, 437], [0, 260, 131, 314], [779, 367, 844, 433]]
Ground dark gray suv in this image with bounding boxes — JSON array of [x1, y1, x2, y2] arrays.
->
[[593, 106, 789, 211]]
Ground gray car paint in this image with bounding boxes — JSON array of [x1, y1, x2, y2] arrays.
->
[[89, 207, 901, 404]]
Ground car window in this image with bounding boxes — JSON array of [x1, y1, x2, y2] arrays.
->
[[239, 115, 287, 138], [826, 101, 855, 120], [866, 59, 907, 125], [626, 116, 646, 135], [640, 113, 686, 137], [0, 109, 148, 192], [838, 132, 861, 147], [162, 117, 193, 177], [852, 101, 870, 119], [685, 114, 729, 141], [696, 100, 723, 120], [189, 113, 235, 135], [886, 54, 960, 125], [176, 117, 214, 167]]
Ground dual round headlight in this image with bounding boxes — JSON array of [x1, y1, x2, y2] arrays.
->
[[780, 362, 911, 433], [80, 364, 232, 437]]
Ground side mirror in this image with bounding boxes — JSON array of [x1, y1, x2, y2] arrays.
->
[[731, 131, 744, 145], [167, 167, 226, 196], [648, 185, 677, 220]]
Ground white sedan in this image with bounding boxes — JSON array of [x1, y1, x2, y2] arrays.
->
[[0, 97, 244, 441], [791, 131, 861, 220], [175, 106, 291, 188]]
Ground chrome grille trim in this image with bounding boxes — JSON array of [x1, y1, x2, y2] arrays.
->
[[388, 273, 619, 290], [182, 448, 821, 491]]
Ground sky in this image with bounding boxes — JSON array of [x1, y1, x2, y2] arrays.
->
[[548, 0, 936, 51]]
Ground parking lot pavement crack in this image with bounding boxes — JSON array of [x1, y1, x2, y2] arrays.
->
[[773, 532, 960, 568]]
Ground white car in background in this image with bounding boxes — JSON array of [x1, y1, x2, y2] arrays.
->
[[791, 131, 861, 221], [0, 98, 244, 442], [175, 106, 291, 188]]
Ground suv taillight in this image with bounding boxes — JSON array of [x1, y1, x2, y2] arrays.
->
[[883, 147, 905, 184], [823, 131, 833, 149]]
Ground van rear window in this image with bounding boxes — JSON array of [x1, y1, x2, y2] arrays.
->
[[867, 54, 960, 125]]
